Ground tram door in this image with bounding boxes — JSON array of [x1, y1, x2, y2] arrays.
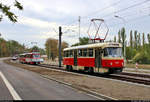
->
[[74, 50, 77, 66], [95, 49, 102, 68]]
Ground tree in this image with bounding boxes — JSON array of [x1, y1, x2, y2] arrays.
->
[[39, 48, 46, 55], [0, 0, 23, 23], [147, 34, 150, 45], [79, 37, 89, 45], [142, 33, 145, 47], [114, 36, 116, 42], [137, 33, 141, 49], [130, 30, 133, 48], [71, 37, 89, 46], [45, 38, 69, 60], [121, 27, 126, 57], [126, 46, 137, 60], [118, 30, 121, 43], [45, 38, 58, 60], [30, 46, 39, 52], [0, 38, 25, 57], [134, 30, 138, 50], [132, 49, 150, 64]]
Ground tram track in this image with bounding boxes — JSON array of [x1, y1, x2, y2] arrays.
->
[[38, 64, 150, 86], [119, 72, 150, 79]]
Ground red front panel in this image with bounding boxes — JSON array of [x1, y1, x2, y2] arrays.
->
[[102, 59, 124, 68], [63, 58, 74, 65], [77, 58, 95, 67], [19, 58, 26, 63]]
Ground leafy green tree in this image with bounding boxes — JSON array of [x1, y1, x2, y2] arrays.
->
[[132, 48, 150, 64], [79, 37, 89, 45], [134, 30, 138, 50], [142, 33, 145, 48], [126, 47, 137, 60], [121, 27, 126, 57], [45, 38, 58, 60], [39, 48, 46, 55], [130, 30, 133, 48], [0, 0, 23, 23], [114, 36, 116, 42], [30, 46, 39, 52], [137, 33, 141, 50], [0, 38, 25, 57], [71, 37, 89, 46], [118, 30, 121, 43], [45, 38, 68, 60], [147, 34, 150, 44]]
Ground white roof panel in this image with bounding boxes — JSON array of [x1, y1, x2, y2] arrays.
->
[[64, 42, 122, 51]]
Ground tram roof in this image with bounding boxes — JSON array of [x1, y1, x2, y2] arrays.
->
[[19, 52, 40, 55], [64, 42, 122, 51]]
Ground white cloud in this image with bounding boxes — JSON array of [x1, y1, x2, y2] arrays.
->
[[18, 17, 59, 29]]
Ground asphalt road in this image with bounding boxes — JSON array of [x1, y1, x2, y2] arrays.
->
[[0, 58, 99, 100]]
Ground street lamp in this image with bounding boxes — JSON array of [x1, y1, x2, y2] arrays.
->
[[114, 15, 126, 64]]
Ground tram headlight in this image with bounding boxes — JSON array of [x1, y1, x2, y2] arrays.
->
[[122, 62, 124, 66], [110, 62, 112, 66]]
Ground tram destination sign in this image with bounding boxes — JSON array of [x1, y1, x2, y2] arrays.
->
[[108, 43, 120, 47]]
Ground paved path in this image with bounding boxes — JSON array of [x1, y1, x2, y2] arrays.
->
[[0, 58, 99, 100]]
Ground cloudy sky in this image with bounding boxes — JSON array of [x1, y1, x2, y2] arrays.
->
[[0, 0, 150, 48]]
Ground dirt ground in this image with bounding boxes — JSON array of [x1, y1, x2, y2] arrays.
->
[[4, 59, 150, 100]]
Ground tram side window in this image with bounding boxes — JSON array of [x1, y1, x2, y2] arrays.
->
[[28, 54, 31, 58], [26, 54, 29, 58], [64, 52, 66, 57], [78, 49, 83, 57], [66, 51, 69, 57], [88, 49, 93, 57], [83, 49, 87, 57], [104, 48, 108, 57], [69, 50, 73, 57], [64, 51, 66, 57]]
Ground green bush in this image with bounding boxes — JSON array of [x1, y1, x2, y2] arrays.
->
[[132, 50, 150, 64]]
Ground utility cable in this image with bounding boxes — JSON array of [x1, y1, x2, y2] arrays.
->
[[102, 0, 150, 18]]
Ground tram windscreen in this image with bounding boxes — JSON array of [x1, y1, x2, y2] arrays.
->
[[33, 54, 40, 58], [104, 47, 122, 58]]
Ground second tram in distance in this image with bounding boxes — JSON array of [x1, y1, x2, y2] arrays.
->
[[63, 42, 124, 74], [19, 52, 44, 65]]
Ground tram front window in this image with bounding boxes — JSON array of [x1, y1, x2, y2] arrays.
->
[[33, 55, 40, 58], [104, 47, 122, 58]]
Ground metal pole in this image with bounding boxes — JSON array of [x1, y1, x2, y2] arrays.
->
[[114, 15, 126, 60], [78, 16, 81, 46], [79, 16, 81, 39], [59, 26, 62, 67]]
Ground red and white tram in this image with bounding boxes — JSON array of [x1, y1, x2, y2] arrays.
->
[[63, 42, 124, 74], [19, 52, 44, 65]]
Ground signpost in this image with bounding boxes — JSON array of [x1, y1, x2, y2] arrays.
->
[[59, 26, 62, 67]]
